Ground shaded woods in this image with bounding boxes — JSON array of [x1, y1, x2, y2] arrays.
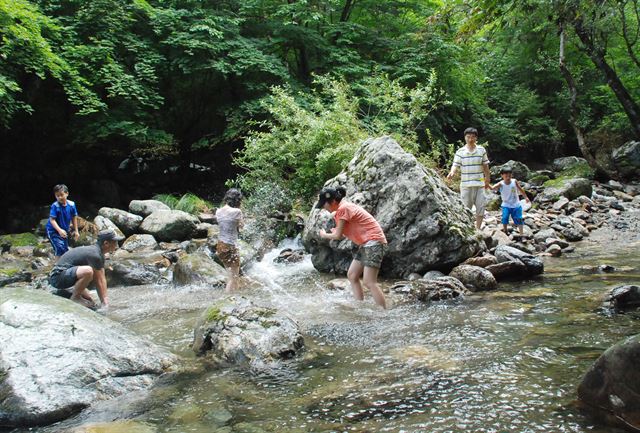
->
[[2, 0, 640, 229]]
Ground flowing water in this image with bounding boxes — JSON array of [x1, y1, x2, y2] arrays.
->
[[17, 237, 640, 433]]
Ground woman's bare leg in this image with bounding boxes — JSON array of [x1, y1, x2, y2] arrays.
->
[[347, 260, 365, 301], [363, 266, 387, 309]]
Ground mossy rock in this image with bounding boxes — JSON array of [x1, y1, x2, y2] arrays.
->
[[528, 174, 551, 186], [0, 233, 39, 249], [0, 268, 21, 277], [558, 160, 595, 180]]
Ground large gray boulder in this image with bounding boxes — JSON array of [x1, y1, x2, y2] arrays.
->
[[192, 297, 304, 366], [449, 264, 497, 291], [552, 156, 588, 172], [140, 210, 199, 242], [612, 140, 640, 179], [0, 288, 176, 427], [494, 245, 544, 276], [538, 178, 592, 202], [302, 136, 484, 278], [129, 199, 171, 217], [578, 334, 640, 431], [491, 160, 530, 181], [106, 252, 166, 286], [173, 252, 226, 287], [98, 207, 143, 236]]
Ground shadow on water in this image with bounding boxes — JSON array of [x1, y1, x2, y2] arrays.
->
[[8, 238, 640, 433]]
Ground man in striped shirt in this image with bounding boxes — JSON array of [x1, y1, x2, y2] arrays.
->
[[446, 127, 491, 229]]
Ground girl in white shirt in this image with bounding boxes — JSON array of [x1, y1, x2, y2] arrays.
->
[[215, 189, 244, 292]]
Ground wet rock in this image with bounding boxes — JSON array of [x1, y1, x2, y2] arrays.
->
[[578, 334, 640, 431], [192, 296, 304, 366], [302, 136, 483, 278], [106, 256, 164, 287], [98, 207, 143, 236], [173, 252, 226, 287], [390, 277, 467, 302], [423, 270, 446, 280], [463, 255, 498, 268], [538, 178, 593, 203], [545, 244, 562, 257], [129, 199, 171, 217], [0, 287, 176, 427], [93, 216, 125, 240], [328, 278, 350, 290], [407, 272, 423, 281], [599, 264, 616, 273], [273, 248, 305, 264], [494, 245, 544, 276], [612, 140, 640, 179], [0, 270, 32, 287], [70, 420, 157, 433], [606, 285, 640, 311], [140, 210, 199, 242], [122, 234, 158, 252], [544, 238, 570, 249], [449, 264, 497, 291], [485, 260, 528, 280]]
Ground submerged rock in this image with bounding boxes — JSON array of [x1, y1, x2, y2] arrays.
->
[[0, 287, 176, 427], [449, 264, 497, 291], [578, 334, 640, 431], [303, 136, 484, 278], [485, 260, 528, 280], [391, 277, 467, 302], [606, 285, 640, 311], [192, 297, 304, 366], [273, 248, 305, 264]]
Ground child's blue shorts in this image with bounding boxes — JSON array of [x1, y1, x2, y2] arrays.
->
[[47, 232, 69, 257], [501, 206, 523, 225]]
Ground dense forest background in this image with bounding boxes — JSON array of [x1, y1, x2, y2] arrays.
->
[[2, 0, 639, 231]]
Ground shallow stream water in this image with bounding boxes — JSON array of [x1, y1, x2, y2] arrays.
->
[[16, 236, 640, 433]]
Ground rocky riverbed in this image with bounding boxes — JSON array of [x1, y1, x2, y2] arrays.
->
[[1, 137, 640, 432]]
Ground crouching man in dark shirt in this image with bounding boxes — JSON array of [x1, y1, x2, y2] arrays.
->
[[49, 229, 122, 309]]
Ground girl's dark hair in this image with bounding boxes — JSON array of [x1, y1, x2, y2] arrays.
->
[[53, 184, 69, 194], [316, 185, 346, 208], [224, 188, 243, 208]]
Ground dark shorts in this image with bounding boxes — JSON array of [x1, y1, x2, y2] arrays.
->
[[501, 206, 523, 225], [49, 266, 79, 289], [216, 242, 240, 269], [47, 232, 69, 257], [353, 241, 387, 269]]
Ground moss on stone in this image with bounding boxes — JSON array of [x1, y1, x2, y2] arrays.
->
[[0, 232, 39, 247], [558, 161, 594, 179], [205, 306, 226, 322], [528, 174, 551, 186], [543, 176, 572, 189], [0, 268, 20, 277]]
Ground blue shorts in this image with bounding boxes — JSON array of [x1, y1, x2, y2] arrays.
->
[[501, 206, 523, 225], [47, 232, 69, 257]]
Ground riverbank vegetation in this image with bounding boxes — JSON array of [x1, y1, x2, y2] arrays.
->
[[2, 0, 639, 209]]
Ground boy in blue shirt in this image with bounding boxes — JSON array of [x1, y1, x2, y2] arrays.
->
[[45, 184, 79, 261]]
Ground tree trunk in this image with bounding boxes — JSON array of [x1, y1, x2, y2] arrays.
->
[[572, 18, 640, 139], [558, 27, 616, 178]]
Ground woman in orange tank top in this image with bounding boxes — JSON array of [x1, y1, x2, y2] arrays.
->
[[318, 186, 388, 309]]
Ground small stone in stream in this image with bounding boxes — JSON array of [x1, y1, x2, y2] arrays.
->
[[328, 279, 350, 291], [561, 227, 584, 242], [407, 273, 422, 281], [545, 244, 562, 257], [598, 264, 616, 273], [463, 255, 498, 268], [610, 202, 625, 211], [545, 238, 569, 249], [562, 246, 575, 253], [605, 285, 640, 311]]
